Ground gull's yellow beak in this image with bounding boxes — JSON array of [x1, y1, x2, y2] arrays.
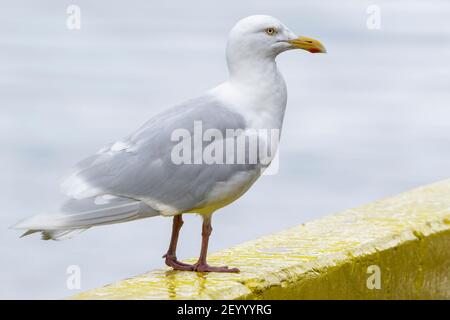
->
[[287, 36, 327, 54]]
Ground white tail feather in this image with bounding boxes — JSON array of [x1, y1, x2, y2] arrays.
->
[[12, 195, 159, 240]]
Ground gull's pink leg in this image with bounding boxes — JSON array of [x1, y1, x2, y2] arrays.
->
[[163, 214, 195, 271], [193, 215, 239, 273]]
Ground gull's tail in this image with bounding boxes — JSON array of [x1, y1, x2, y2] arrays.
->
[[11, 195, 159, 240]]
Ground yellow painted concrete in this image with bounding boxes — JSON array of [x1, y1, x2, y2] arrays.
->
[[72, 180, 450, 299]]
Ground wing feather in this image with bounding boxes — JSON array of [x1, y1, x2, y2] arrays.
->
[[62, 94, 259, 215]]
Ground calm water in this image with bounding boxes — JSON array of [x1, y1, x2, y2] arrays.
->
[[1, 0, 449, 299]]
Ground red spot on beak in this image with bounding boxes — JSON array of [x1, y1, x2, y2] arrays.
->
[[309, 48, 321, 53]]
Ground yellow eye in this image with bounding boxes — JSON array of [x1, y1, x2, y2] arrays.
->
[[265, 27, 277, 36]]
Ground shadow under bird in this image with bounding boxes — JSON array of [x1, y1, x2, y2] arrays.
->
[[13, 15, 326, 273]]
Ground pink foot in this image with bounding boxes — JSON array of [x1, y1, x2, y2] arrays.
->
[[163, 254, 195, 271], [194, 263, 240, 273]]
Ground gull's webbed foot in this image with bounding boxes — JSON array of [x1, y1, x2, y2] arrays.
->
[[163, 253, 195, 271], [193, 263, 240, 273]]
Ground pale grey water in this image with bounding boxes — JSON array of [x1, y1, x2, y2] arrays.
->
[[1, 0, 449, 299]]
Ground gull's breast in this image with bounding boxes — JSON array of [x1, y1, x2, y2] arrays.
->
[[188, 168, 261, 215]]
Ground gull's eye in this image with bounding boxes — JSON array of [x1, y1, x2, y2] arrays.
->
[[264, 27, 277, 36]]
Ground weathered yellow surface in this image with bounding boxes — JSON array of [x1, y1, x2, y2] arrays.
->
[[72, 180, 450, 299]]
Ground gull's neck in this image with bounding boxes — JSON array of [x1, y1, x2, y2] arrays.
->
[[228, 54, 278, 84], [212, 55, 288, 130]]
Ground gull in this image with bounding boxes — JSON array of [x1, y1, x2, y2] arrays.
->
[[13, 15, 326, 273]]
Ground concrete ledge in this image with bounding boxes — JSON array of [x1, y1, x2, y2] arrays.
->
[[72, 180, 450, 299]]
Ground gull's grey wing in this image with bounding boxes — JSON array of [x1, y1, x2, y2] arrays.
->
[[62, 94, 260, 215]]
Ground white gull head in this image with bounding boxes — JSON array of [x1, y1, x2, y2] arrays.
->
[[212, 15, 326, 130], [225, 15, 326, 81]]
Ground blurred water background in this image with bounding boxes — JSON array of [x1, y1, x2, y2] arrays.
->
[[1, 0, 449, 299]]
